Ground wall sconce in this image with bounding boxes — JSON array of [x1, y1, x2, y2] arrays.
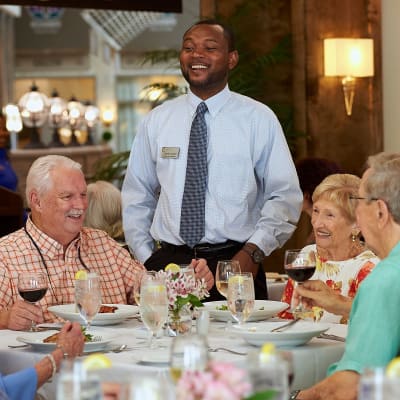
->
[[3, 104, 23, 150], [101, 108, 114, 127], [324, 38, 374, 116]]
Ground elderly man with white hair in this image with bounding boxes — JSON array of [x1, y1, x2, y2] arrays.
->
[[292, 152, 400, 400], [0, 155, 214, 330]]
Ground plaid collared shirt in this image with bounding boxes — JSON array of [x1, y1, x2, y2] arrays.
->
[[0, 218, 145, 322]]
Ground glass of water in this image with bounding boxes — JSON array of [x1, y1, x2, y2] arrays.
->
[[56, 359, 102, 400], [227, 272, 255, 325], [358, 367, 400, 400]]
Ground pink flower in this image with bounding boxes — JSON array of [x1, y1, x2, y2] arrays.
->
[[176, 362, 251, 400], [156, 269, 209, 310]]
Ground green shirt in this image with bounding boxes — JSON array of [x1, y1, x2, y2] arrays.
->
[[328, 241, 400, 375]]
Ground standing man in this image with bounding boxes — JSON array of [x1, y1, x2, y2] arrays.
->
[[122, 19, 302, 301]]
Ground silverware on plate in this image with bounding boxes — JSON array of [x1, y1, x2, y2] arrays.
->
[[270, 319, 300, 332]]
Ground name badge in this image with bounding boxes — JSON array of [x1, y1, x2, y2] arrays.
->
[[161, 147, 180, 159]]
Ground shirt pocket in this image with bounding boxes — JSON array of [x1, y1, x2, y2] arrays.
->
[[210, 152, 255, 204]]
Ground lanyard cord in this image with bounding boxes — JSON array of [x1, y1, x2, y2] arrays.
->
[[23, 226, 90, 303]]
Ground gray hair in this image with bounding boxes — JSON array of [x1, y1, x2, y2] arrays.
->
[[84, 180, 123, 239], [26, 155, 82, 207], [364, 152, 400, 223]]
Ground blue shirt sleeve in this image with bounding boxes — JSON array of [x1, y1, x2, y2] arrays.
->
[[0, 368, 37, 400]]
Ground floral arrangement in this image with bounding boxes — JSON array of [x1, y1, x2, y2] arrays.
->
[[155, 269, 209, 316], [176, 361, 251, 400], [176, 361, 276, 400]]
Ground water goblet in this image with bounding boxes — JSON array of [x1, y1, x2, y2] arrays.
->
[[139, 277, 168, 349], [17, 272, 48, 331], [215, 260, 241, 298], [169, 334, 209, 383], [227, 272, 255, 325], [284, 249, 316, 315], [133, 270, 157, 306], [75, 272, 102, 331]]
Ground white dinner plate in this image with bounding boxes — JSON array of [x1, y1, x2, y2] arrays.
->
[[232, 320, 329, 347], [17, 330, 113, 352], [202, 300, 288, 322], [48, 304, 139, 326]]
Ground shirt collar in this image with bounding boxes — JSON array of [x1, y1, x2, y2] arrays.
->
[[25, 217, 81, 257], [187, 85, 231, 118]]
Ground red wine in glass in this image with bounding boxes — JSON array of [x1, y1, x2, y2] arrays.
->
[[285, 265, 316, 282], [18, 288, 47, 303], [17, 272, 48, 331], [284, 249, 316, 314]]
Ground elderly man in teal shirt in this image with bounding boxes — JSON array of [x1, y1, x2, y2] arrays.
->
[[293, 152, 400, 400]]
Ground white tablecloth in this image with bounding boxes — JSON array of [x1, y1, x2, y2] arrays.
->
[[0, 318, 346, 399]]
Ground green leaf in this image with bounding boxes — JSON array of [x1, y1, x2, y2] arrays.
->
[[245, 389, 278, 400]]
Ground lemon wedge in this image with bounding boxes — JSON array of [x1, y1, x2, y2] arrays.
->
[[259, 342, 276, 363], [75, 270, 88, 280], [145, 284, 166, 293], [165, 263, 180, 273], [386, 357, 400, 377], [83, 353, 112, 371], [229, 275, 244, 285]]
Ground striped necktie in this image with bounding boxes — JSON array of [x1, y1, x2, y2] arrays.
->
[[180, 102, 208, 248]]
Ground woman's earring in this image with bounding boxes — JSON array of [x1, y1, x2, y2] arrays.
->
[[351, 232, 358, 242]]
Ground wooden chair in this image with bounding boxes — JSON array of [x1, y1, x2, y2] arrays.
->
[[0, 186, 24, 237]]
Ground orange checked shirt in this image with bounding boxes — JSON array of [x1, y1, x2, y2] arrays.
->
[[0, 218, 145, 322]]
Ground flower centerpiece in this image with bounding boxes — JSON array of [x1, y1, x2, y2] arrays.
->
[[176, 361, 276, 400], [156, 264, 209, 335]]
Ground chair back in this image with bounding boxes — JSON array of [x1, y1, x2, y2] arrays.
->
[[0, 186, 24, 237]]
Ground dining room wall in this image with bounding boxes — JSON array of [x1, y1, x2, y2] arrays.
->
[[382, 0, 400, 152]]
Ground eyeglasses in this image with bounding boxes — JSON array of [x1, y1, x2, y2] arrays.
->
[[349, 195, 379, 202]]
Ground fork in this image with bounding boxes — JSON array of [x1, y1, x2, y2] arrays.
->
[[208, 347, 247, 356], [270, 318, 300, 332]]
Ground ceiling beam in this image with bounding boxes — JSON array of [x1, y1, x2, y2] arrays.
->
[[0, 0, 182, 12]]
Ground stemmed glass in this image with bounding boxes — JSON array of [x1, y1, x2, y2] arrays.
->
[[17, 272, 48, 331], [133, 270, 157, 306], [227, 272, 255, 325], [75, 272, 102, 331], [215, 260, 241, 299], [139, 277, 168, 349], [284, 249, 316, 315]]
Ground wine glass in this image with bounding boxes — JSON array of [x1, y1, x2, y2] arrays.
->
[[215, 260, 241, 298], [18, 272, 48, 331], [284, 249, 316, 315], [75, 272, 102, 331], [169, 334, 208, 383], [227, 272, 255, 325], [139, 277, 168, 349], [133, 270, 157, 306]]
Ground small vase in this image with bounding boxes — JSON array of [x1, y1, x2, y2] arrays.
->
[[166, 305, 192, 336]]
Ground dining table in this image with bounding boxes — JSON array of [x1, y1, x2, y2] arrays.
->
[[0, 310, 347, 400]]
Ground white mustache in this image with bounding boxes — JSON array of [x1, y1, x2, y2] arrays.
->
[[66, 210, 84, 218]]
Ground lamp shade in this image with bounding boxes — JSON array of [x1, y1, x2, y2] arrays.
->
[[324, 38, 374, 77]]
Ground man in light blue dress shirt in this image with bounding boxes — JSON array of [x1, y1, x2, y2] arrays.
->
[[122, 19, 302, 301]]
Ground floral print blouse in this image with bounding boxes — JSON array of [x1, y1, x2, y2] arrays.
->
[[278, 244, 379, 323]]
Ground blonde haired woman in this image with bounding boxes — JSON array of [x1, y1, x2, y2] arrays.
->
[[279, 173, 379, 323], [84, 180, 124, 242]]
